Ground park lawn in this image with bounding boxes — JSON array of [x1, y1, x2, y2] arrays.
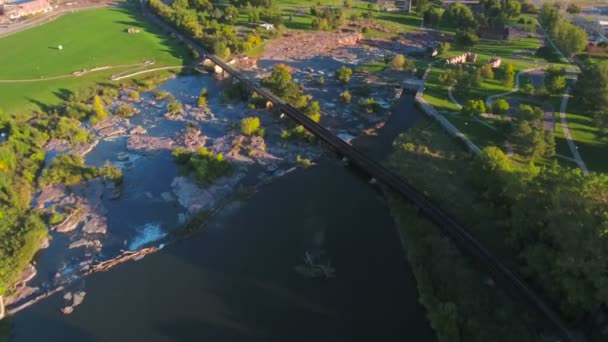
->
[[0, 5, 191, 113], [556, 101, 608, 173]]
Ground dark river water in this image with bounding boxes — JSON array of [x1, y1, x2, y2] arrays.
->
[[11, 95, 436, 342]]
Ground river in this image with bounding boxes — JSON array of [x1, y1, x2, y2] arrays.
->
[[11, 92, 436, 341]]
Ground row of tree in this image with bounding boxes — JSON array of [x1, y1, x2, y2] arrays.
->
[[539, 3, 588, 56]]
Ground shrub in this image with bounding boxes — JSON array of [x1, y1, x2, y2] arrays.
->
[[39, 154, 98, 187], [92, 95, 107, 123], [438, 42, 451, 54], [115, 104, 136, 117], [241, 117, 261, 136], [455, 29, 479, 46], [188, 147, 232, 185], [392, 54, 406, 69], [481, 64, 494, 79], [168, 99, 183, 113], [336, 66, 353, 84], [491, 98, 510, 115], [341, 90, 352, 103], [172, 147, 192, 164], [99, 161, 123, 184], [461, 99, 486, 117], [296, 155, 312, 168], [129, 90, 140, 102], [154, 91, 170, 100], [198, 88, 208, 108]]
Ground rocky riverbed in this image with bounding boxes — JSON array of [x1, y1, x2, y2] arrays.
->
[[7, 52, 406, 314]]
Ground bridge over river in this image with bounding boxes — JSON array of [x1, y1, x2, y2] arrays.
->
[[141, 2, 578, 340]]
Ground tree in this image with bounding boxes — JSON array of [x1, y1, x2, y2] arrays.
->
[[335, 66, 352, 84], [481, 64, 494, 79], [423, 7, 443, 27], [241, 116, 260, 135], [461, 99, 486, 117], [198, 88, 208, 108], [93, 95, 107, 122], [455, 29, 479, 47], [168, 99, 183, 113], [515, 104, 543, 122], [341, 90, 351, 103], [303, 101, 321, 123], [502, 64, 515, 88], [554, 20, 588, 56], [491, 98, 510, 115], [261, 64, 303, 105], [575, 64, 608, 117], [392, 54, 407, 69], [224, 5, 239, 24], [443, 3, 478, 29], [539, 3, 559, 33], [438, 42, 451, 55], [566, 3, 581, 14], [547, 75, 566, 94]]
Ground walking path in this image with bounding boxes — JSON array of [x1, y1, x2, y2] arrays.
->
[[559, 86, 589, 175]]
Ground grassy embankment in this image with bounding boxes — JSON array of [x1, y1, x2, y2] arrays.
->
[[0, 4, 192, 113], [384, 118, 549, 340]]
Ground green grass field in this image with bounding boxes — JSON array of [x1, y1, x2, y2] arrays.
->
[[0, 4, 191, 113]]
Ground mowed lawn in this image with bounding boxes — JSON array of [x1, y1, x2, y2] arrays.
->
[[0, 4, 191, 113]]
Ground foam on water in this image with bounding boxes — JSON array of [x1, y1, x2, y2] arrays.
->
[[128, 223, 167, 251]]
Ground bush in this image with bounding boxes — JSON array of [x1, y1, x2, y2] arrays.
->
[[172, 147, 192, 164], [39, 154, 99, 187], [481, 64, 494, 79], [491, 98, 510, 115], [92, 95, 107, 123], [129, 90, 140, 102], [296, 155, 312, 168], [99, 161, 123, 185], [438, 42, 451, 54], [455, 29, 479, 46], [336, 66, 353, 84], [241, 117, 261, 136], [188, 147, 232, 185], [168, 99, 183, 113], [198, 88, 208, 108], [317, 75, 325, 85], [392, 54, 407, 69], [341, 90, 352, 103], [115, 104, 136, 117], [461, 99, 486, 117], [154, 91, 170, 100]]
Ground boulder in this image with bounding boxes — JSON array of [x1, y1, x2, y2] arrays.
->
[[129, 125, 148, 135], [61, 306, 74, 315]]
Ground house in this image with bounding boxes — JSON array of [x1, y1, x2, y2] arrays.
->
[[259, 23, 274, 31], [4, 0, 52, 20]]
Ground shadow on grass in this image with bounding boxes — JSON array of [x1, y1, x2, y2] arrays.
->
[[111, 6, 192, 66]]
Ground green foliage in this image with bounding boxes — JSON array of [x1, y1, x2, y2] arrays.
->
[[296, 155, 311, 168], [481, 64, 494, 80], [241, 117, 261, 136], [341, 90, 352, 104], [261, 64, 306, 106], [454, 29, 479, 47], [359, 97, 381, 114], [423, 7, 443, 27], [317, 75, 325, 85], [515, 104, 543, 121], [167, 98, 183, 114], [438, 41, 450, 55], [566, 3, 581, 14], [491, 98, 510, 115], [99, 161, 123, 185], [198, 88, 208, 108], [92, 95, 107, 123], [553, 20, 588, 56], [502, 64, 515, 88], [392, 54, 407, 69], [128, 90, 140, 102], [154, 91, 170, 100], [114, 104, 137, 117], [461, 99, 486, 117], [443, 3, 477, 29], [47, 207, 65, 226], [39, 154, 99, 187], [172, 147, 192, 164], [178, 147, 232, 185], [303, 101, 321, 123], [335, 66, 352, 84], [53, 117, 92, 145]]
